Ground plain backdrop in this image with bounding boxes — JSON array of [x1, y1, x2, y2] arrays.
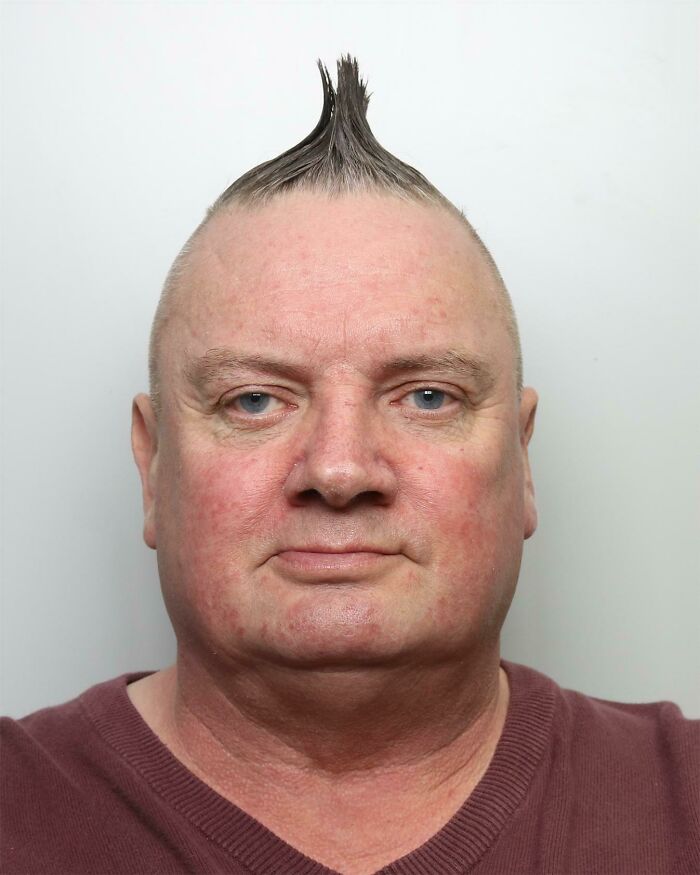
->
[[1, 1, 698, 719]]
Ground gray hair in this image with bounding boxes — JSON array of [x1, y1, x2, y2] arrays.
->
[[210, 56, 457, 209], [149, 55, 522, 410]]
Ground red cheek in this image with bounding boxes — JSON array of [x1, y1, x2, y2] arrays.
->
[[428, 460, 504, 588], [181, 452, 288, 539], [437, 460, 491, 533], [218, 604, 245, 638]]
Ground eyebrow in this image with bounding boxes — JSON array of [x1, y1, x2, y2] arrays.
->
[[184, 350, 310, 391], [185, 347, 496, 393], [377, 351, 495, 389]]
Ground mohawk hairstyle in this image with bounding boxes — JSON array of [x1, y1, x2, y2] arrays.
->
[[208, 55, 456, 210], [148, 56, 523, 411]]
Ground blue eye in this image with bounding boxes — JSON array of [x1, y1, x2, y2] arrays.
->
[[411, 389, 446, 410], [236, 392, 272, 414]]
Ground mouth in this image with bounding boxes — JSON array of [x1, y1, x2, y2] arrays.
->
[[272, 549, 400, 581]]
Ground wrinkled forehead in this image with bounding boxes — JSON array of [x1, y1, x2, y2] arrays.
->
[[161, 192, 514, 378]]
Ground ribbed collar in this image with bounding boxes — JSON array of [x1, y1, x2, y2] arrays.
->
[[82, 661, 555, 875]]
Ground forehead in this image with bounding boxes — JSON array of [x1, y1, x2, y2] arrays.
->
[[165, 192, 510, 374]]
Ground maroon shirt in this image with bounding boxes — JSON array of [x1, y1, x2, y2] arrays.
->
[[2, 661, 699, 874]]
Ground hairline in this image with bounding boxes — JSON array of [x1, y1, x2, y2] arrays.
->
[[148, 191, 523, 419]]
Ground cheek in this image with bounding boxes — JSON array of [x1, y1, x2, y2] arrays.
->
[[155, 443, 289, 636], [413, 448, 524, 628], [431, 464, 495, 577], [412, 447, 508, 540], [162, 444, 288, 547]]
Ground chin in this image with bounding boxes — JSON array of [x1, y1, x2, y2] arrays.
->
[[254, 642, 402, 671], [263, 621, 396, 668], [240, 597, 416, 669]]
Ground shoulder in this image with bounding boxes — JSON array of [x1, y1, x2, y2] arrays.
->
[[1, 673, 156, 874], [505, 660, 700, 810], [1, 672, 152, 753], [1, 685, 92, 774], [1, 674, 152, 797], [505, 659, 699, 752], [509, 661, 700, 828], [504, 662, 700, 870], [555, 675, 700, 763], [562, 681, 700, 817]]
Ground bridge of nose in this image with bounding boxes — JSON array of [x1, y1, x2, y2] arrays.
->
[[283, 376, 398, 507]]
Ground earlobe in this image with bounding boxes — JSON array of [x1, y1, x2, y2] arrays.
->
[[519, 388, 538, 540], [131, 394, 159, 550]]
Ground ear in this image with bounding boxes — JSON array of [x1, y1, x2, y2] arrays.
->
[[131, 394, 159, 550], [519, 387, 538, 540]]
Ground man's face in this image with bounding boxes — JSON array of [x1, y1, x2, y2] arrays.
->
[[133, 192, 537, 670]]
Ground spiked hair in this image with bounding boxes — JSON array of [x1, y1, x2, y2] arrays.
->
[[149, 56, 522, 409], [208, 56, 457, 210]]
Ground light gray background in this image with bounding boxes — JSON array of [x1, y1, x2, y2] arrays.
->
[[1, 1, 698, 718]]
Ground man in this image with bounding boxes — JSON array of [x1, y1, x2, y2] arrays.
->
[[1, 56, 698, 875]]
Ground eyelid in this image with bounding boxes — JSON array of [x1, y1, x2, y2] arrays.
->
[[394, 382, 462, 402], [391, 385, 466, 418], [219, 387, 292, 416], [216, 382, 465, 419]]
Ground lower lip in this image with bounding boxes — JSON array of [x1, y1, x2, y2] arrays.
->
[[274, 551, 394, 574]]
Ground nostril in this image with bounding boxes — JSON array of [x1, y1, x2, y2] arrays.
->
[[360, 490, 386, 505], [284, 450, 398, 509], [297, 488, 324, 504], [294, 487, 389, 510]]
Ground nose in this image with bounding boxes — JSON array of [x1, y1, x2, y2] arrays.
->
[[283, 396, 398, 509]]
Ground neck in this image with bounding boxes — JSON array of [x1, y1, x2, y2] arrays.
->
[[129, 647, 509, 874], [137, 642, 506, 775]]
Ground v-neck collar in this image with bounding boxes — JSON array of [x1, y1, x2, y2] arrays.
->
[[82, 661, 555, 874]]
